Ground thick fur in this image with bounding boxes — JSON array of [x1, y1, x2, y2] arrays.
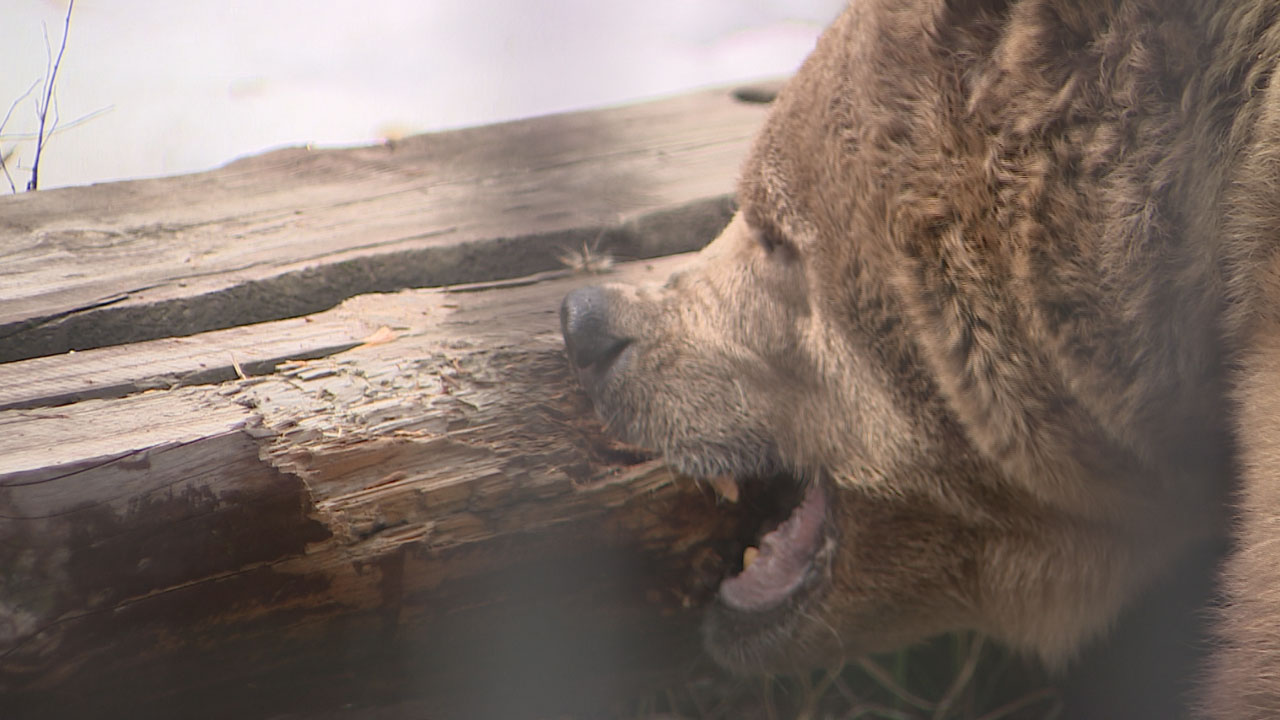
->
[[564, 1, 1280, 716]]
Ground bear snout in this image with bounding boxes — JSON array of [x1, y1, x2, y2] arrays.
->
[[560, 286, 632, 372]]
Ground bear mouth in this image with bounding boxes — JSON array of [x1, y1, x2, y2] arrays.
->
[[710, 473, 833, 613]]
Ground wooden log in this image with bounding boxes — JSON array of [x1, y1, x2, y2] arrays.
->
[[0, 255, 756, 719], [0, 83, 783, 718], [0, 83, 778, 363]]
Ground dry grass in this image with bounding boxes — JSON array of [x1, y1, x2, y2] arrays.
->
[[603, 634, 1059, 720]]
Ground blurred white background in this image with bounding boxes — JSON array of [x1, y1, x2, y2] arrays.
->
[[1, 0, 844, 190]]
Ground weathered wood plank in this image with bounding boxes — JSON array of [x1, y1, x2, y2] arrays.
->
[[0, 317, 362, 411], [0, 85, 774, 362], [0, 256, 688, 412], [0, 256, 748, 719], [0, 284, 437, 412]]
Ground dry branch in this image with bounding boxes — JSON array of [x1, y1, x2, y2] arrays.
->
[[27, 0, 75, 191]]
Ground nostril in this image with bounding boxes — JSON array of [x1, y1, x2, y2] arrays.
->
[[560, 286, 631, 370]]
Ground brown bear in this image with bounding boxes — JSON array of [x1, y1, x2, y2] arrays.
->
[[561, 0, 1280, 717]]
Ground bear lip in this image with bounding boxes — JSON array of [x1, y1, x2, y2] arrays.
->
[[718, 480, 828, 612]]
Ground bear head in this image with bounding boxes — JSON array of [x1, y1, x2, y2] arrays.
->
[[562, 0, 1236, 675]]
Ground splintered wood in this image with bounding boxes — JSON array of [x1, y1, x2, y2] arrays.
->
[[0, 84, 776, 720]]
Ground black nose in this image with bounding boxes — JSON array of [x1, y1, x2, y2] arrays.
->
[[560, 286, 630, 370]]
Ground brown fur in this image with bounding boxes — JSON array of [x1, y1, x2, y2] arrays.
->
[[563, 1, 1280, 716]]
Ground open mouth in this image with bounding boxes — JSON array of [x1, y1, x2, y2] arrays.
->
[[708, 473, 832, 613]]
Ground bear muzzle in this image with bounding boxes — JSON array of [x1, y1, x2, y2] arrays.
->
[[560, 286, 633, 375]]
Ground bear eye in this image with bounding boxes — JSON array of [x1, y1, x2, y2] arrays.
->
[[756, 225, 788, 255]]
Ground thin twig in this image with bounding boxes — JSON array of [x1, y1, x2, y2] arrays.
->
[[663, 686, 682, 715], [0, 80, 39, 134], [933, 634, 986, 720], [845, 704, 923, 720], [702, 675, 751, 720], [794, 665, 846, 720], [1, 146, 17, 195], [762, 675, 779, 720], [971, 687, 1061, 720], [0, 79, 39, 193], [855, 658, 936, 713], [0, 104, 111, 141], [683, 678, 710, 719], [28, 0, 75, 191]]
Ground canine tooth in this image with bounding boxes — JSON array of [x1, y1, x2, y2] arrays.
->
[[708, 474, 739, 503], [743, 546, 760, 569]]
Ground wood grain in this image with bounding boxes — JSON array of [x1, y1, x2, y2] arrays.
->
[[0, 256, 752, 719], [0, 86, 773, 362]]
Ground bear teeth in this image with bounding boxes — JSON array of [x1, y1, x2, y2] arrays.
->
[[707, 474, 740, 503], [742, 546, 760, 569]]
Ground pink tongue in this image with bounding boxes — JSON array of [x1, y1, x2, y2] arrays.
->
[[719, 482, 827, 612]]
